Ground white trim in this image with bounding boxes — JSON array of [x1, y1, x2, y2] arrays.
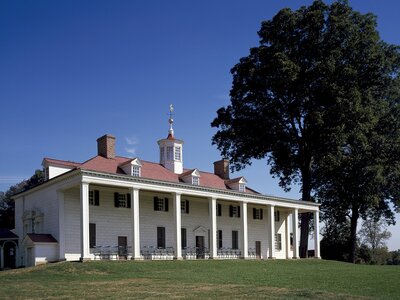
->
[[292, 208, 299, 259], [209, 197, 217, 258], [80, 182, 90, 260]]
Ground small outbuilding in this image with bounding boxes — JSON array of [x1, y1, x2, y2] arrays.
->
[[0, 228, 19, 269], [22, 234, 58, 267]]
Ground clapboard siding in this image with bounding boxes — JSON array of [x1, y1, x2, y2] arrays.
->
[[62, 186, 294, 260]]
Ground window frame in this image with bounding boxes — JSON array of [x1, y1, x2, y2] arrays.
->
[[166, 146, 173, 160], [157, 226, 166, 249], [132, 166, 140, 177], [181, 228, 187, 249], [275, 233, 282, 251], [217, 230, 223, 249], [274, 211, 280, 222], [232, 230, 239, 249], [174, 146, 181, 161]]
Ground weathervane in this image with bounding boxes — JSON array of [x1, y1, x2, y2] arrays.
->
[[168, 104, 174, 136]]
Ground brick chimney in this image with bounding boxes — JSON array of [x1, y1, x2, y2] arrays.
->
[[97, 134, 116, 159], [213, 159, 230, 180]]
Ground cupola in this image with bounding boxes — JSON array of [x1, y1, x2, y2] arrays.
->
[[157, 104, 184, 174]]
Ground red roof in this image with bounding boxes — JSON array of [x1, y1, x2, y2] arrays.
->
[[27, 233, 58, 243], [45, 155, 258, 194], [43, 158, 81, 168]]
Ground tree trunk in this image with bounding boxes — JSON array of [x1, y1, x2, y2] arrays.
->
[[299, 158, 312, 258], [348, 205, 359, 263]]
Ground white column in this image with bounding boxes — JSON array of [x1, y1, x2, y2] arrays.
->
[[240, 202, 248, 259], [80, 181, 91, 261], [285, 214, 291, 259], [57, 190, 66, 260], [314, 210, 321, 259], [268, 205, 275, 259], [209, 197, 217, 259], [292, 208, 299, 259], [174, 192, 182, 259], [0, 246, 4, 269], [131, 188, 141, 259]]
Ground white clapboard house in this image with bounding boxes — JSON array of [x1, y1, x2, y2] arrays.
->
[[13, 116, 320, 267]]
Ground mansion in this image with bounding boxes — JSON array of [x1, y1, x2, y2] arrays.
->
[[12, 115, 320, 267]]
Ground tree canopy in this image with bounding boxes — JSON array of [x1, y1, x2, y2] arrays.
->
[[0, 169, 44, 228], [211, 0, 400, 258]]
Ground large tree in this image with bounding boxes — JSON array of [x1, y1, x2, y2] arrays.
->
[[211, 0, 400, 258]]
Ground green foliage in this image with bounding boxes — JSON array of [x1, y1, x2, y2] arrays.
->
[[211, 0, 400, 260], [1, 260, 399, 299], [387, 249, 400, 265], [0, 169, 44, 228]]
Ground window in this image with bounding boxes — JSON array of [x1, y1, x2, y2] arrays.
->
[[89, 190, 100, 206], [166, 146, 173, 160], [192, 176, 199, 185], [274, 211, 280, 222], [232, 231, 239, 249], [253, 208, 263, 220], [31, 218, 36, 234], [217, 204, 222, 216], [181, 200, 189, 214], [174, 146, 181, 161], [275, 234, 282, 251], [89, 223, 96, 248], [290, 233, 294, 250], [229, 205, 240, 218], [44, 167, 49, 180], [239, 184, 246, 192], [160, 147, 165, 161], [181, 228, 187, 249], [114, 192, 131, 208], [132, 166, 140, 177], [154, 197, 169, 212], [217, 230, 223, 249], [157, 227, 166, 249]]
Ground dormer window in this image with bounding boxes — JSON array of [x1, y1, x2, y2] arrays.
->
[[226, 177, 248, 192], [119, 158, 142, 177], [192, 176, 199, 185], [179, 169, 201, 186], [132, 166, 140, 177]]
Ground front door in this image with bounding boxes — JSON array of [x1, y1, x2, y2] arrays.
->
[[196, 236, 205, 259], [118, 236, 127, 260], [256, 241, 261, 259]]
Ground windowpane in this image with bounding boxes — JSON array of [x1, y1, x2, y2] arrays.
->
[[174, 146, 181, 161], [118, 194, 127, 208], [192, 176, 199, 185], [157, 227, 166, 249], [181, 228, 187, 249], [166, 146, 173, 160], [89, 191, 94, 205], [160, 147, 165, 161], [217, 230, 223, 249], [239, 184, 245, 192], [181, 200, 186, 214], [275, 234, 282, 251], [232, 231, 238, 249], [132, 166, 140, 177]]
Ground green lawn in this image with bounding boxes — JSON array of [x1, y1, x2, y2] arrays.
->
[[0, 259, 399, 299]]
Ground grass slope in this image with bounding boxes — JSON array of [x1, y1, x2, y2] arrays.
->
[[0, 260, 399, 299]]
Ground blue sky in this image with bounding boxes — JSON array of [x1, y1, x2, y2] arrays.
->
[[1, 0, 399, 250]]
